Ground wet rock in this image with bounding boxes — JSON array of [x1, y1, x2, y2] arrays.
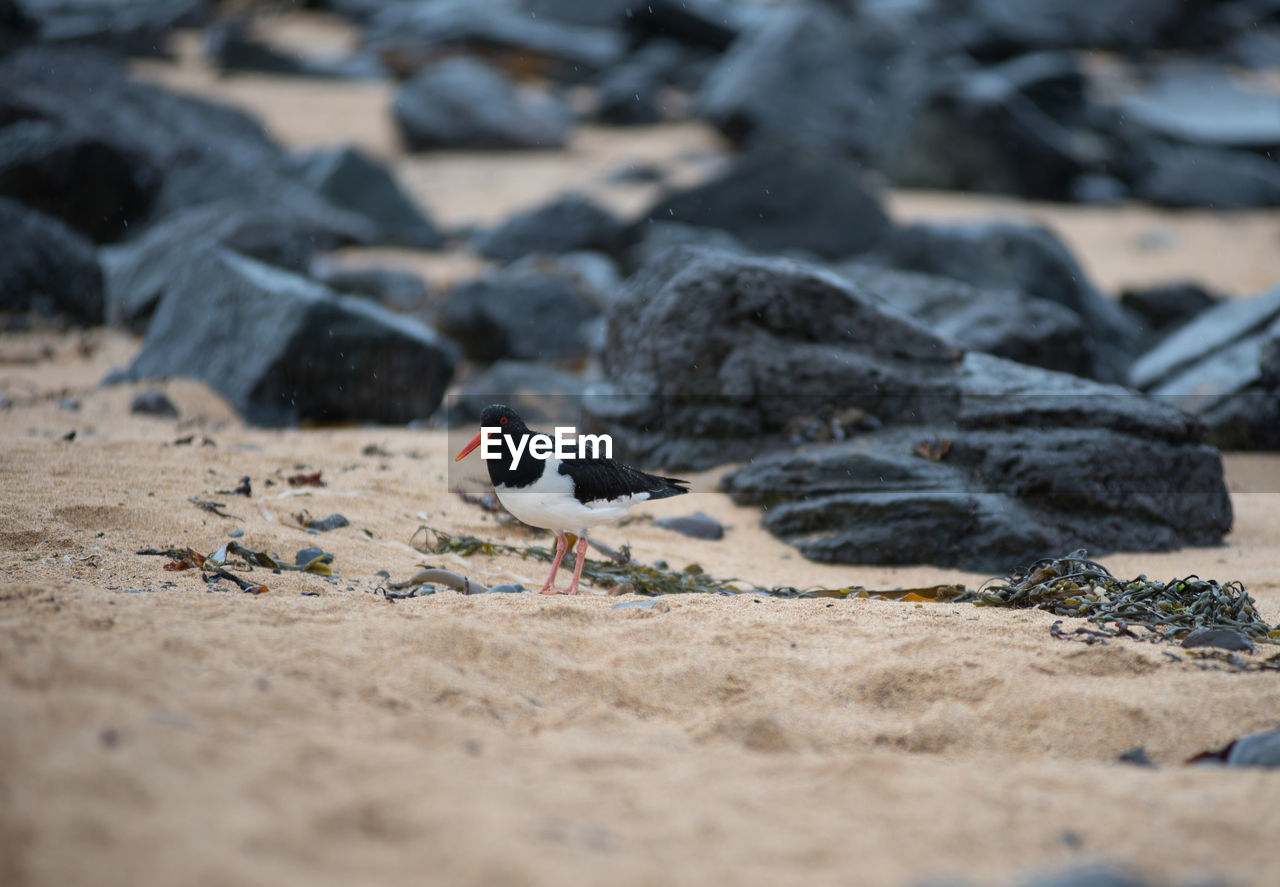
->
[[875, 220, 1141, 383], [834, 263, 1092, 378], [102, 199, 375, 328], [635, 146, 890, 260], [886, 51, 1106, 201], [451, 360, 586, 425], [288, 146, 444, 249], [16, 0, 205, 54], [625, 222, 748, 273], [624, 0, 752, 51], [393, 56, 573, 151], [472, 194, 623, 262], [0, 118, 159, 243], [655, 512, 724, 540], [967, 0, 1195, 54], [592, 248, 1228, 570], [116, 248, 457, 426], [129, 388, 178, 418], [1130, 285, 1280, 448], [0, 197, 103, 323], [1181, 627, 1255, 652], [1119, 66, 1280, 151], [305, 514, 349, 533], [1120, 282, 1220, 348], [309, 263, 432, 313], [366, 0, 624, 79], [443, 266, 599, 362], [1131, 143, 1280, 209]]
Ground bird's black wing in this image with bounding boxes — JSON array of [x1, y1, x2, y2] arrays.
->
[[559, 458, 689, 505]]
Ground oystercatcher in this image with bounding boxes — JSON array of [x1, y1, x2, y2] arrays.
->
[[454, 404, 689, 594]]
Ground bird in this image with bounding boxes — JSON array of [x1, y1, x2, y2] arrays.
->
[[454, 403, 689, 594]]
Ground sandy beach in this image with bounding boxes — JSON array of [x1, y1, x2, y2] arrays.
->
[[4, 13, 1280, 887]]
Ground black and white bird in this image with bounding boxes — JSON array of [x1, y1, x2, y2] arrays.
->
[[454, 404, 689, 594]]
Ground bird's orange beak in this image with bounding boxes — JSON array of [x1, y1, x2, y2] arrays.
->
[[454, 430, 483, 462]]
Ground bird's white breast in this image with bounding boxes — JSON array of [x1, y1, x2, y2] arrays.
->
[[494, 458, 650, 533]]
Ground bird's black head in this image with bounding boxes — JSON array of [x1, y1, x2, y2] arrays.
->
[[477, 403, 529, 435]]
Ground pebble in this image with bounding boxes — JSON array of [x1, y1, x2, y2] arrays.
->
[[130, 388, 179, 418], [228, 528, 244, 538], [295, 546, 334, 565], [1224, 729, 1280, 768], [655, 511, 725, 540], [484, 584, 528, 594], [1116, 747, 1156, 768], [306, 513, 349, 532], [1180, 627, 1254, 652]]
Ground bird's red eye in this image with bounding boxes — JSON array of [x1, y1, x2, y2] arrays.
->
[[499, 417, 507, 425]]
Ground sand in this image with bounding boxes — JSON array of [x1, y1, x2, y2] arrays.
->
[[4, 16, 1280, 887]]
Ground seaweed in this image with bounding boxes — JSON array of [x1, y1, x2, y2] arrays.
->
[[961, 550, 1279, 645]]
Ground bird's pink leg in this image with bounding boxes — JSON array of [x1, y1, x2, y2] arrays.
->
[[564, 535, 590, 595], [539, 532, 569, 594]]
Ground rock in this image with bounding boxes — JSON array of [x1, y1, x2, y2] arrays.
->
[[1181, 627, 1255, 652], [0, 118, 159, 243], [102, 199, 375, 328], [1069, 173, 1128, 205], [304, 514, 350, 533], [366, 0, 625, 79], [1119, 66, 1280, 151], [393, 56, 573, 151], [635, 147, 890, 260], [835, 263, 1093, 378], [521, 0, 634, 29], [1116, 747, 1156, 767], [295, 546, 334, 565], [130, 389, 178, 418], [0, 197, 102, 323], [15, 0, 205, 54], [0, 46, 356, 224], [310, 263, 432, 313], [205, 18, 385, 79], [875, 220, 1141, 383], [1224, 729, 1280, 768], [968, 0, 1195, 54], [697, 5, 905, 157], [594, 40, 690, 126], [0, 0, 34, 56], [655, 512, 724, 540], [1016, 865, 1153, 887], [591, 249, 1229, 570], [116, 249, 457, 426], [1132, 143, 1280, 209], [472, 194, 623, 261], [625, 221, 749, 272], [443, 266, 599, 362], [288, 146, 443, 249], [623, 0, 751, 51], [1120, 281, 1220, 348], [450, 359, 586, 425], [885, 51, 1107, 200]]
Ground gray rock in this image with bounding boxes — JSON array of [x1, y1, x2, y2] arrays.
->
[[592, 248, 1229, 570], [1119, 66, 1280, 151], [1120, 282, 1220, 345], [310, 263, 432, 313], [116, 249, 457, 426], [623, 0, 755, 51], [1224, 729, 1280, 768], [0, 118, 159, 243], [443, 267, 599, 362], [875, 220, 1141, 383], [655, 512, 724, 540], [288, 146, 443, 249], [295, 547, 334, 565], [451, 359, 586, 425], [102, 199, 375, 328], [1133, 143, 1280, 209], [1017, 864, 1153, 887], [636, 146, 890, 260], [205, 18, 386, 79], [594, 40, 686, 126], [472, 194, 622, 262], [129, 388, 178, 418], [393, 56, 573, 151], [1181, 627, 1255, 652], [969, 0, 1193, 53], [15, 0, 204, 53], [305, 514, 349, 533], [0, 197, 102, 323], [625, 222, 748, 273]]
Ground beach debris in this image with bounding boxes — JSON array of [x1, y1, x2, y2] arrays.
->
[[654, 512, 725, 540], [1188, 729, 1280, 768], [363, 443, 391, 457], [172, 434, 216, 447], [142, 540, 332, 579], [214, 476, 252, 497], [964, 551, 1278, 645], [611, 599, 668, 612], [295, 547, 333, 567], [382, 585, 435, 601], [1180, 627, 1255, 653], [189, 496, 235, 518], [288, 471, 325, 487], [1117, 747, 1157, 768], [130, 389, 178, 418], [297, 512, 349, 532]]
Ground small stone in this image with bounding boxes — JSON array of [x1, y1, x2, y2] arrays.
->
[[1181, 627, 1254, 652], [484, 583, 528, 594], [306, 514, 349, 533], [654, 511, 724, 540], [1224, 729, 1280, 768], [1116, 747, 1156, 767], [295, 546, 334, 565], [228, 528, 244, 538]]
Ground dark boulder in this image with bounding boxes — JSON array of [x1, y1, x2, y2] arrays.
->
[[0, 117, 159, 243], [1131, 143, 1280, 209], [623, 0, 754, 52], [393, 56, 573, 151], [1130, 285, 1280, 449], [635, 147, 890, 260], [624, 221, 748, 273], [288, 145, 443, 248], [0, 0, 34, 56], [1120, 281, 1220, 349], [966, 0, 1197, 55], [15, 0, 205, 55], [205, 18, 385, 79], [594, 39, 700, 125], [472, 193, 622, 261], [590, 248, 1229, 570], [443, 266, 599, 362], [834, 263, 1093, 378], [102, 199, 376, 328], [1118, 66, 1280, 152], [874, 220, 1141, 383], [309, 262, 433, 313], [521, 0, 634, 29], [116, 249, 457, 426], [365, 0, 624, 79], [0, 197, 102, 323], [449, 359, 586, 425]]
